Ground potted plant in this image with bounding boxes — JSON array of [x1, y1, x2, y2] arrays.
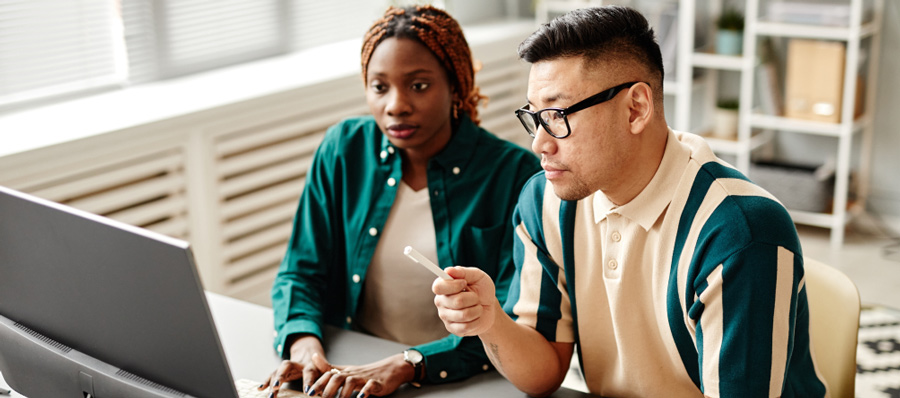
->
[[716, 8, 744, 55], [713, 98, 739, 139]]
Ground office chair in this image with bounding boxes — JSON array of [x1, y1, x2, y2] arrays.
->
[[804, 257, 860, 398]]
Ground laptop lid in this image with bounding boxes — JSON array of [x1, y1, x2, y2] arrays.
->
[[0, 185, 238, 398]]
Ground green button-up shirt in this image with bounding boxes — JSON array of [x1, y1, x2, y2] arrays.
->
[[271, 115, 540, 383]]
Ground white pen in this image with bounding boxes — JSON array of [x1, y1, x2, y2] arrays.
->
[[403, 246, 452, 280]]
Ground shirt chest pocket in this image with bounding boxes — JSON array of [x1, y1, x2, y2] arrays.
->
[[458, 221, 506, 276]]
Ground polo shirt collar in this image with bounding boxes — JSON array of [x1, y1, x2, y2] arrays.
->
[[592, 128, 690, 230], [379, 115, 480, 170]]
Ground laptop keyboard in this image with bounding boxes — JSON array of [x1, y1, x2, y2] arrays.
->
[[235, 378, 310, 398]]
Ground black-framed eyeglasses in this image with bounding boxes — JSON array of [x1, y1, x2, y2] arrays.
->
[[515, 81, 641, 139]]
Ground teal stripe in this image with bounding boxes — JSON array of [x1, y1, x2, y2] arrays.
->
[[505, 174, 565, 341], [718, 243, 779, 396], [667, 162, 751, 389], [559, 200, 583, 373], [781, 270, 826, 397]]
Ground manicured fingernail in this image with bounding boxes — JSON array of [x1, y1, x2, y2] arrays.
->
[[273, 380, 280, 387], [268, 393, 274, 398], [309, 389, 316, 396], [303, 385, 310, 393], [357, 393, 366, 398]]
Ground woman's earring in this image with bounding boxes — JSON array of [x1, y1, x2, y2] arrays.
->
[[452, 103, 459, 119]]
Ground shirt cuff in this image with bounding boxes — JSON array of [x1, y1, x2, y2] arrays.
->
[[274, 318, 323, 359]]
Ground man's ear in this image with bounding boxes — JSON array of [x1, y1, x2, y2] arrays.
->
[[627, 82, 653, 135]]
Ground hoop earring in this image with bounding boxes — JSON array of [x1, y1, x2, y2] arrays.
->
[[452, 103, 459, 119]]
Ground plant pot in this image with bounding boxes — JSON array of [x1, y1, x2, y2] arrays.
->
[[713, 107, 739, 140], [716, 30, 743, 55]]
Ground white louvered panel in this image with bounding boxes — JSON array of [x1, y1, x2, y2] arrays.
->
[[28, 152, 182, 202], [218, 133, 322, 178], [221, 178, 305, 221], [223, 221, 293, 264], [226, 265, 279, 307], [219, 157, 312, 200], [223, 201, 297, 241], [290, 0, 381, 51], [214, 102, 367, 158], [225, 241, 288, 283], [105, 195, 186, 228], [143, 216, 189, 240], [63, 173, 185, 216]]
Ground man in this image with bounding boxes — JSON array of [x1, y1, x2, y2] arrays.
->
[[432, 6, 827, 398]]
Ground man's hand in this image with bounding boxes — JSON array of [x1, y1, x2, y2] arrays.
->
[[305, 353, 414, 398], [259, 334, 325, 397], [432, 266, 500, 336]]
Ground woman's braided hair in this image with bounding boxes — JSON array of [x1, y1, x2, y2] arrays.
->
[[361, 5, 487, 125]]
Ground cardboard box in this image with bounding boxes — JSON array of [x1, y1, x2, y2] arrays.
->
[[785, 39, 845, 123]]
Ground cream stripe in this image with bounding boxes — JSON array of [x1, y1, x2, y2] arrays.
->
[[716, 178, 780, 204], [769, 247, 794, 396], [699, 265, 725, 397], [677, 183, 728, 344], [511, 222, 544, 329]]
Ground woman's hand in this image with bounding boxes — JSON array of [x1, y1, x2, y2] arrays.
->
[[306, 353, 416, 398], [258, 334, 326, 397]]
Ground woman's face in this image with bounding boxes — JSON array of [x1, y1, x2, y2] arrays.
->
[[365, 37, 454, 159]]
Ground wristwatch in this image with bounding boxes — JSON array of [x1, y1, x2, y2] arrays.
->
[[402, 349, 425, 387]]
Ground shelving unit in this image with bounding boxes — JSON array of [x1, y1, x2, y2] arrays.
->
[[537, 0, 883, 247], [742, 0, 884, 247]]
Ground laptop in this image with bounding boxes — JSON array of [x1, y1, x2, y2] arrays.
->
[[0, 185, 305, 397]]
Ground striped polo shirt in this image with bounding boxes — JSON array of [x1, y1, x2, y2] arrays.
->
[[504, 129, 827, 397]]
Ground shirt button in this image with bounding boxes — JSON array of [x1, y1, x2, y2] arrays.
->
[[388, 146, 395, 154], [433, 190, 440, 196], [439, 370, 448, 379], [352, 274, 361, 283], [611, 231, 621, 242], [608, 259, 618, 270], [346, 316, 352, 324], [369, 227, 378, 236], [482, 364, 489, 371], [380, 150, 387, 159], [387, 177, 396, 187], [452, 167, 460, 175], [273, 331, 278, 338], [277, 344, 283, 353]]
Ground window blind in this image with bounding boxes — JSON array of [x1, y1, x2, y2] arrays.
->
[[157, 0, 286, 78], [0, 0, 126, 108]]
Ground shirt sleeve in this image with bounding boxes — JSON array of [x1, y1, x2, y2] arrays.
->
[[694, 243, 823, 397], [270, 125, 342, 358], [502, 175, 575, 344]]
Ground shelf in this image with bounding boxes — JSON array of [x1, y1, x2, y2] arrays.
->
[[703, 130, 772, 156], [692, 52, 745, 71], [748, 114, 867, 137], [789, 209, 840, 228], [755, 20, 878, 41]]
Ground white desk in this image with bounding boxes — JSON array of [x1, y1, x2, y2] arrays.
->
[[2, 292, 593, 397]]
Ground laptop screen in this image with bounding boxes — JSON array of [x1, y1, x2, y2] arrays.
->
[[0, 185, 238, 398]]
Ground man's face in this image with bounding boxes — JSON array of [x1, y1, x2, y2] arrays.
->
[[526, 57, 636, 201]]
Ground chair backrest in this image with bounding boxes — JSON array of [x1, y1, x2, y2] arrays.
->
[[804, 257, 860, 398]]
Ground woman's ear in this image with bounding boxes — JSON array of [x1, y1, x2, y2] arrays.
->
[[627, 83, 653, 135]]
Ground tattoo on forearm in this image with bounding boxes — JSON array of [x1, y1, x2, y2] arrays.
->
[[488, 343, 502, 369]]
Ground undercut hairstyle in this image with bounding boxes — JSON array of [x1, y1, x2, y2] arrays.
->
[[361, 5, 486, 125], [518, 6, 665, 102]]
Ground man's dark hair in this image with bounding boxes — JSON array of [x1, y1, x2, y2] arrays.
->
[[518, 6, 664, 95]]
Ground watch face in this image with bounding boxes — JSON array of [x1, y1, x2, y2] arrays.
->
[[406, 349, 424, 363]]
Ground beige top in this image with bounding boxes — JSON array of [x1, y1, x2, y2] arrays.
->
[[356, 181, 449, 346]]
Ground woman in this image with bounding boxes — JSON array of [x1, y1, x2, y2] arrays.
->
[[260, 5, 540, 398]]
